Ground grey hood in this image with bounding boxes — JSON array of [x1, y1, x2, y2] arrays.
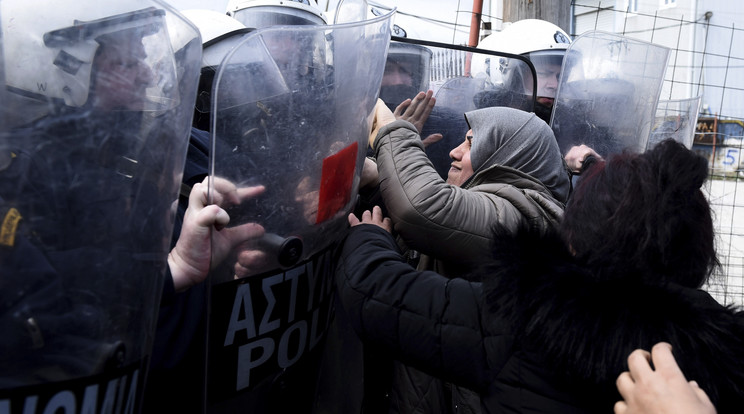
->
[[464, 107, 569, 203]]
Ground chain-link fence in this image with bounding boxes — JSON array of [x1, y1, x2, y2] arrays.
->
[[572, 1, 744, 306]]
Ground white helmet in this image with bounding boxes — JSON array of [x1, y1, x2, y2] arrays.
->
[[181, 9, 251, 68], [478, 19, 571, 120], [481, 19, 570, 56], [226, 0, 327, 29], [478, 19, 571, 83]]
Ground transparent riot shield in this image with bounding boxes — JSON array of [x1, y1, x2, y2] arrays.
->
[[647, 96, 702, 150], [205, 10, 392, 411], [0, 0, 201, 411], [551, 31, 670, 157], [379, 37, 537, 178]]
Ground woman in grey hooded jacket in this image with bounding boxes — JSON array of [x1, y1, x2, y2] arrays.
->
[[360, 92, 571, 413], [371, 91, 570, 277]]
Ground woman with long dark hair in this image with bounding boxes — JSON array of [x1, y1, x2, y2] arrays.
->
[[337, 139, 744, 413]]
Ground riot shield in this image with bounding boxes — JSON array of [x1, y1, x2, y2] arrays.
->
[[205, 10, 392, 411], [379, 37, 537, 178], [550, 31, 671, 157], [0, 0, 201, 411], [647, 96, 702, 150]]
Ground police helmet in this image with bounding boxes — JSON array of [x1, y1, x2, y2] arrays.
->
[[226, 0, 327, 29]]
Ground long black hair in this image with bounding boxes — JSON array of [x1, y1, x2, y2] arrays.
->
[[561, 139, 719, 287]]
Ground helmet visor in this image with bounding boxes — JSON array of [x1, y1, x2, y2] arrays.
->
[[379, 41, 432, 109]]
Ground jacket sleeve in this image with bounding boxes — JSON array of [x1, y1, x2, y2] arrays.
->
[[373, 120, 522, 265], [336, 224, 511, 391]]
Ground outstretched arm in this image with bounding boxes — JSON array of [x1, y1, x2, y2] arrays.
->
[[337, 208, 507, 391]]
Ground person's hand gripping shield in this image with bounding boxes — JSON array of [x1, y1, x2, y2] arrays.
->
[[209, 11, 393, 280]]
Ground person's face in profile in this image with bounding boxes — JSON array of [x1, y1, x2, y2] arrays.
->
[[521, 61, 562, 108], [91, 38, 154, 111], [382, 61, 413, 87], [447, 129, 474, 186], [535, 62, 561, 107]]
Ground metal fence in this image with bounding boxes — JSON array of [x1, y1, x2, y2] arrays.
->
[[430, 47, 468, 83], [572, 1, 744, 306]]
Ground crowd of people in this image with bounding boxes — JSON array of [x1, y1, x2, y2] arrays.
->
[[2, 1, 742, 413]]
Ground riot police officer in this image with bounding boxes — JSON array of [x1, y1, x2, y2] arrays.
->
[[0, 0, 201, 411], [144, 4, 394, 413]]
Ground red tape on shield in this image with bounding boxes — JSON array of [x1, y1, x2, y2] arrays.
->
[[315, 142, 358, 224]]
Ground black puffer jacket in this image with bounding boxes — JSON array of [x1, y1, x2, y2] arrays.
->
[[336, 224, 744, 413]]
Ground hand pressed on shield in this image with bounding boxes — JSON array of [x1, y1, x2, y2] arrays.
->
[[348, 205, 392, 234], [614, 342, 716, 414], [168, 176, 266, 292], [394, 90, 443, 148], [394, 90, 435, 133]]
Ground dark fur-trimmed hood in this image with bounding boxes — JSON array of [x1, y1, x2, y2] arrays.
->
[[477, 228, 744, 409]]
